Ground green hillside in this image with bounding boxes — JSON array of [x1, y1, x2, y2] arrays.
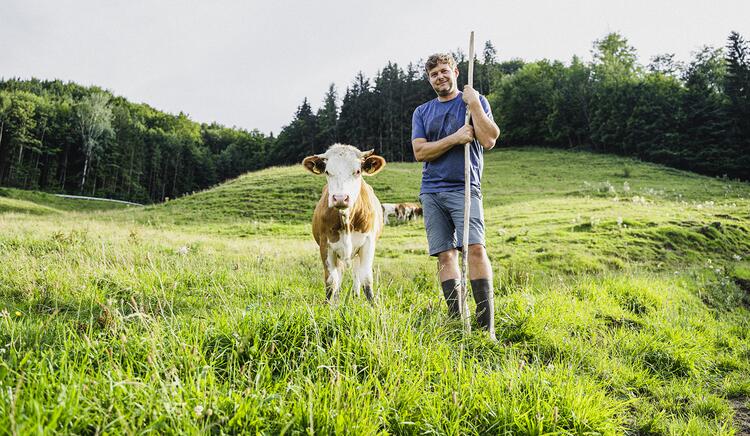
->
[[1, 148, 749, 434], [0, 187, 137, 214], [120, 148, 750, 271]]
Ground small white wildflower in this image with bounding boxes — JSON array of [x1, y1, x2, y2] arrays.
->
[[623, 182, 630, 192], [733, 254, 742, 261], [194, 405, 204, 418], [177, 246, 189, 256], [617, 217, 623, 227]]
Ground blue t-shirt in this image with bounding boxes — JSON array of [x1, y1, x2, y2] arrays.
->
[[411, 92, 492, 194]]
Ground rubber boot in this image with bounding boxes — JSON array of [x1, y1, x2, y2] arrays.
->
[[471, 278, 496, 340], [441, 279, 461, 319]]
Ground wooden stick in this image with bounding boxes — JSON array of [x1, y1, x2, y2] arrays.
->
[[460, 31, 475, 334]]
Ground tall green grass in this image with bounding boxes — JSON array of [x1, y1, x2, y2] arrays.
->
[[1, 148, 749, 434]]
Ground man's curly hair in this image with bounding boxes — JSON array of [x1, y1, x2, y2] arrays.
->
[[425, 53, 456, 73]]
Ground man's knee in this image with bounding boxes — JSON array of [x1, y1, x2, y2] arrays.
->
[[468, 244, 488, 262], [437, 249, 458, 266]]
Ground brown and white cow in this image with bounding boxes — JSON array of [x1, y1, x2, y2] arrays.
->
[[396, 202, 422, 221], [303, 144, 386, 303], [381, 203, 397, 224]]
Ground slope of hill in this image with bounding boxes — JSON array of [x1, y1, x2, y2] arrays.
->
[[0, 187, 137, 213], [116, 148, 750, 271], [1, 148, 749, 434], [120, 147, 750, 222]]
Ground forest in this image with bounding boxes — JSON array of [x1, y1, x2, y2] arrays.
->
[[0, 31, 748, 203]]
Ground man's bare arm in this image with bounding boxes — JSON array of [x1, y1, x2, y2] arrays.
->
[[412, 125, 474, 162], [463, 85, 500, 150]]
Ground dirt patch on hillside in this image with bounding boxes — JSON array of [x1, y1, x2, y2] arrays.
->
[[733, 398, 750, 435]]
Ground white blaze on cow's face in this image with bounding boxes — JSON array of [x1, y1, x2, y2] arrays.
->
[[323, 148, 362, 209], [303, 144, 386, 211]]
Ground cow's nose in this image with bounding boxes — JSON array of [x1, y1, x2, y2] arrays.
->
[[332, 194, 350, 208]]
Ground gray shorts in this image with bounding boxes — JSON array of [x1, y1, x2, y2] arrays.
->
[[419, 189, 486, 257]]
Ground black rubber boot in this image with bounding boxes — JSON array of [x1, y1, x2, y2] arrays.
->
[[441, 279, 461, 319], [471, 278, 496, 339]]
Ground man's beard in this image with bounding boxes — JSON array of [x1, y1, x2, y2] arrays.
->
[[433, 80, 454, 97]]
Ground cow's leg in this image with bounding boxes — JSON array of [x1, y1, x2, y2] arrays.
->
[[352, 255, 361, 298], [356, 237, 376, 304], [325, 249, 342, 303]]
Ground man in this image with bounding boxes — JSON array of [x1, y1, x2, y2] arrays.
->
[[411, 53, 500, 337]]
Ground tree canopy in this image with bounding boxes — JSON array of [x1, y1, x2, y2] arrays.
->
[[1, 31, 748, 204]]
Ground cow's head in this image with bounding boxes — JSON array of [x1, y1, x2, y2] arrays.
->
[[303, 144, 386, 210]]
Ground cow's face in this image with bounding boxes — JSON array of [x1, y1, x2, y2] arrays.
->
[[303, 144, 385, 211]]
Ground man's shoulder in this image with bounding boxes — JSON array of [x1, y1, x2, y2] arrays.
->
[[415, 98, 437, 113]]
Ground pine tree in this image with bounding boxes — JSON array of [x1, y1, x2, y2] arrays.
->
[[680, 46, 732, 175], [316, 84, 339, 151], [481, 40, 498, 95], [270, 98, 318, 165], [725, 31, 750, 177]]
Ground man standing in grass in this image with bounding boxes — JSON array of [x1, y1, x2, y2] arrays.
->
[[411, 53, 500, 337]]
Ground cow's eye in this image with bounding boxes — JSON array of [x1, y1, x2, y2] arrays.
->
[[324, 170, 329, 175], [355, 169, 361, 176]]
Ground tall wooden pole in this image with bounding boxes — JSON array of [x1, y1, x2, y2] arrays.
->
[[460, 31, 475, 334]]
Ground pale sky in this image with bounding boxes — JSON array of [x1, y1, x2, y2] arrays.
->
[[2, 0, 748, 135]]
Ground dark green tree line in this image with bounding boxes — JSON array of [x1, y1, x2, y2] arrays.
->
[[3, 32, 749, 204], [488, 31, 750, 179], [0, 79, 273, 203], [267, 31, 749, 180]]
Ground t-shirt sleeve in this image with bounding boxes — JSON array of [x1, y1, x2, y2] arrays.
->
[[480, 95, 492, 117], [411, 106, 426, 141]]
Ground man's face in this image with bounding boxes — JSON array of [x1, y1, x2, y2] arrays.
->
[[428, 62, 459, 97]]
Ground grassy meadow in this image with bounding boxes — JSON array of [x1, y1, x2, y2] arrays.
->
[[1, 148, 749, 434]]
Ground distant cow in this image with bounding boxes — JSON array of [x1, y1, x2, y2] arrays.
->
[[303, 144, 386, 303], [382, 203, 397, 224], [396, 202, 422, 221]]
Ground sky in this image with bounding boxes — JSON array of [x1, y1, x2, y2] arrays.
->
[[2, 0, 749, 135]]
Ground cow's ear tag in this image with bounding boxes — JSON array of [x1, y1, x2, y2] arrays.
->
[[362, 155, 386, 175], [303, 155, 327, 175]]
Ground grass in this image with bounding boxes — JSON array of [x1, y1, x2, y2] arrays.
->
[[0, 187, 137, 214], [1, 147, 749, 434]]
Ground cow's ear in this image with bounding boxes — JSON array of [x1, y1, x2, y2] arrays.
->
[[362, 155, 386, 175], [302, 155, 326, 175]]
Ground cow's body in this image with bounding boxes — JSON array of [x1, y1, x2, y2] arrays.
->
[[396, 202, 422, 221], [304, 144, 386, 302], [381, 203, 397, 224]]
